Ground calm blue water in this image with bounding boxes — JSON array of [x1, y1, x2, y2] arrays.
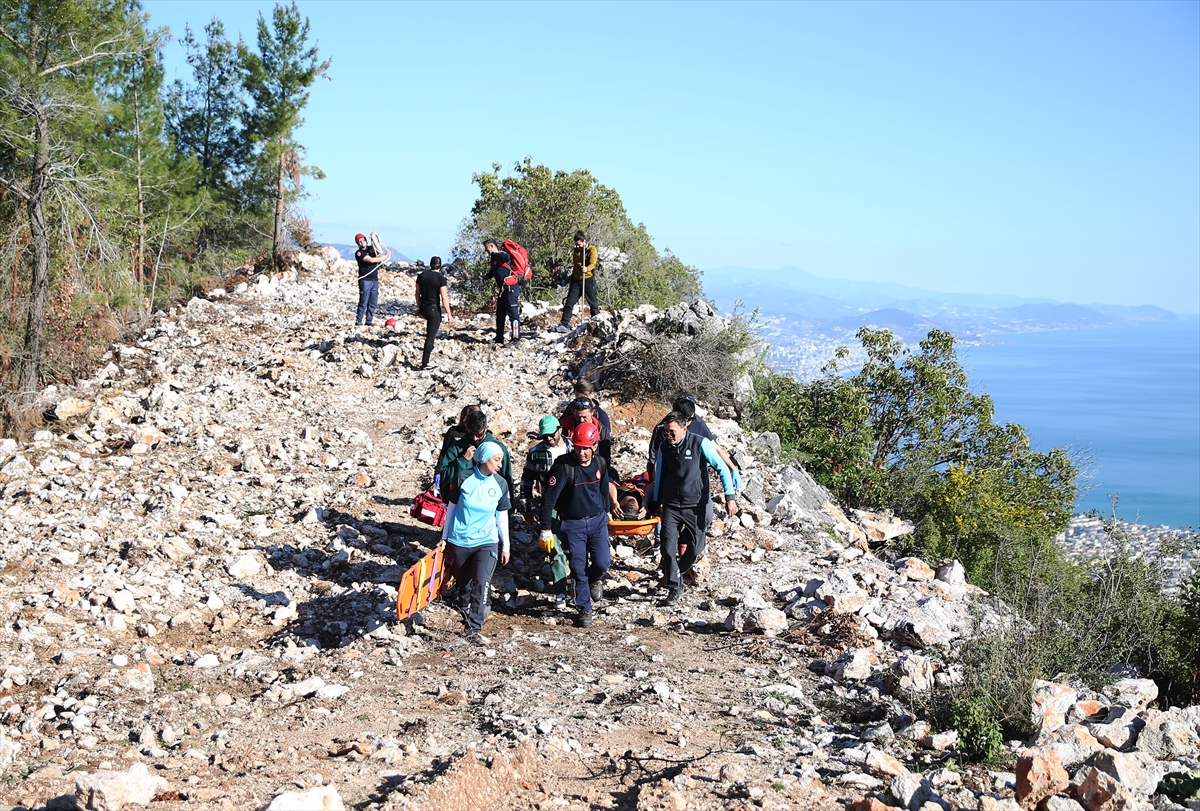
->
[[962, 319, 1200, 529]]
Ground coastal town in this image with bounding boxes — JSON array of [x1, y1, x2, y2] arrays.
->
[[1058, 515, 1198, 593]]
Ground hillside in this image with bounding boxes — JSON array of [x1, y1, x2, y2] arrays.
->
[[0, 251, 1194, 811]]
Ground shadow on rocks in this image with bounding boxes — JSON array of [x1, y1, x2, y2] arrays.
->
[[240, 506, 445, 651]]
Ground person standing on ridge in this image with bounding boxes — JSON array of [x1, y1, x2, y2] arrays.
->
[[440, 441, 511, 645], [354, 233, 391, 327], [414, 256, 452, 369], [553, 230, 599, 332], [647, 411, 739, 607], [539, 422, 618, 628], [483, 238, 521, 344], [517, 415, 574, 610]]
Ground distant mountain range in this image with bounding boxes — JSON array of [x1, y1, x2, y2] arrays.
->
[[703, 266, 1181, 342], [324, 243, 412, 264]]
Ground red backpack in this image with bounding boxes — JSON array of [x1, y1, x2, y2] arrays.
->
[[501, 240, 531, 285]]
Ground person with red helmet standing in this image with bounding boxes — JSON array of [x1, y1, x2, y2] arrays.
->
[[354, 233, 391, 327], [539, 422, 619, 628]]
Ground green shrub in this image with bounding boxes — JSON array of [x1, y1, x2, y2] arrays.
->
[[951, 696, 1005, 765], [746, 326, 1200, 742], [450, 158, 703, 314]]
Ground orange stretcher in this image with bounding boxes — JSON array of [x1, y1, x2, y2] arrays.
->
[[396, 544, 454, 621], [608, 516, 659, 537], [608, 474, 658, 537]]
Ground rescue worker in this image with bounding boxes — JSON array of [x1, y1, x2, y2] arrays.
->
[[353, 233, 391, 327], [558, 379, 612, 435], [647, 411, 739, 606], [539, 423, 619, 628], [553, 230, 599, 331], [483, 238, 521, 344], [517, 416, 574, 609], [414, 256, 452, 369], [560, 397, 613, 468], [436, 409, 513, 502], [440, 441, 511, 645], [647, 393, 741, 529]]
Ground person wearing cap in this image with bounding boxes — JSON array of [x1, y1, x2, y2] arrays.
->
[[539, 422, 619, 628], [517, 416, 574, 609], [353, 233, 391, 327], [647, 410, 740, 607], [440, 441, 512, 645], [483, 238, 521, 344], [553, 230, 599, 332], [414, 256, 453, 369], [436, 409, 513, 503]]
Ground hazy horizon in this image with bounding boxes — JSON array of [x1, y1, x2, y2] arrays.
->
[[702, 265, 1200, 315]]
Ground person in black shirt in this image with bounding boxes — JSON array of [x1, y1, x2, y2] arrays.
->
[[647, 393, 741, 529], [353, 233, 391, 327], [483, 239, 521, 344], [414, 256, 452, 369], [539, 422, 618, 627]]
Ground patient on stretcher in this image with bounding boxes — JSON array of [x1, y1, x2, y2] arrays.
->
[[616, 485, 647, 520]]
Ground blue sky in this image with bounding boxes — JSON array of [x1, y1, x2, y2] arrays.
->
[[143, 1, 1200, 312]]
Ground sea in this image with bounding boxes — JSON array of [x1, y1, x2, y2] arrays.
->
[[960, 319, 1200, 529]]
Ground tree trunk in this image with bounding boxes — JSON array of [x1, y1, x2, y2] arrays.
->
[[134, 90, 145, 285], [273, 134, 285, 270], [18, 100, 51, 394]]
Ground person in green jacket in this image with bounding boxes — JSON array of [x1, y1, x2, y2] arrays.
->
[[553, 230, 599, 332], [435, 408, 513, 502]]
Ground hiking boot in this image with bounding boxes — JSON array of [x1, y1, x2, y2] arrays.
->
[[662, 586, 684, 607], [590, 582, 604, 603], [493, 337, 505, 345], [465, 632, 489, 647], [576, 609, 594, 628], [550, 324, 570, 334], [554, 593, 569, 611]]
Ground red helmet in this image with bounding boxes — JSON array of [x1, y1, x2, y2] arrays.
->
[[385, 317, 398, 328], [354, 233, 366, 242], [572, 422, 600, 449]]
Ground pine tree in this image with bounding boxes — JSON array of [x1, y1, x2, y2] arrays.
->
[[0, 0, 156, 394], [164, 18, 247, 194], [238, 2, 329, 267]]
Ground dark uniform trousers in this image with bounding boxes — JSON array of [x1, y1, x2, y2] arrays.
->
[[659, 503, 707, 589]]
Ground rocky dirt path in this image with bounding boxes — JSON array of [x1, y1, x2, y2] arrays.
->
[[0, 254, 1195, 811]]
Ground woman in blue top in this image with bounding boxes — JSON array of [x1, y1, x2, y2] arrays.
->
[[439, 441, 511, 645]]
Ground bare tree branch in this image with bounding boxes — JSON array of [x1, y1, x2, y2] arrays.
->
[[0, 174, 30, 203], [36, 32, 147, 77]]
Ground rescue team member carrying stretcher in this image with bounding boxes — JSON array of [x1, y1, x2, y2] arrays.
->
[[518, 416, 574, 610], [647, 411, 739, 607], [539, 423, 620, 628], [439, 441, 511, 646]]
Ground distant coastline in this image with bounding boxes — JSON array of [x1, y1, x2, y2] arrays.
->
[[703, 268, 1199, 531]]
